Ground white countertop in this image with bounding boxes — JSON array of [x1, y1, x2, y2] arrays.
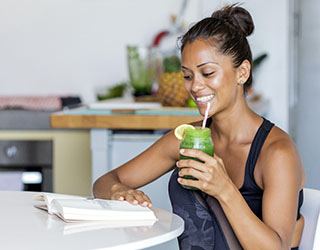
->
[[0, 191, 184, 250]]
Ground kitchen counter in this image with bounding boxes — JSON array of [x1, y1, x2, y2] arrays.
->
[[0, 110, 52, 129], [50, 107, 202, 130], [50, 97, 269, 130]]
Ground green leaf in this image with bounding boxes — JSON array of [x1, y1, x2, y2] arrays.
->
[[163, 55, 181, 73]]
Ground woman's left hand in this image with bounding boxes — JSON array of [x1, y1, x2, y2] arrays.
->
[[177, 149, 232, 198]]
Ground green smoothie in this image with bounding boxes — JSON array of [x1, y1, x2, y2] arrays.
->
[[179, 127, 214, 190]]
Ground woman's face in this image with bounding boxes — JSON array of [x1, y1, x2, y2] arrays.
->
[[181, 39, 242, 117]]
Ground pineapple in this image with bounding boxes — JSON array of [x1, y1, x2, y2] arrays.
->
[[157, 55, 189, 107]]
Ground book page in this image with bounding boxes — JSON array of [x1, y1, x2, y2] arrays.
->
[[33, 193, 86, 214], [53, 199, 157, 222]]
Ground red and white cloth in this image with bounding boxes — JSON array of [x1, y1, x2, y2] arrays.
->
[[0, 96, 62, 111]]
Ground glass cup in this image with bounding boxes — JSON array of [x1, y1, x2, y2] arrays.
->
[[179, 127, 214, 190]]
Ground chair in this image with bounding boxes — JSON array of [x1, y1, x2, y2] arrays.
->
[[300, 188, 320, 250]]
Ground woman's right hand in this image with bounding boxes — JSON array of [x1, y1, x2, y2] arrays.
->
[[110, 183, 153, 208]]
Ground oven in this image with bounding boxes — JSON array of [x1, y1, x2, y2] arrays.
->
[[0, 140, 52, 192]]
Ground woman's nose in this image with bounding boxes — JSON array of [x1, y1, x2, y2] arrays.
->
[[191, 77, 205, 92]]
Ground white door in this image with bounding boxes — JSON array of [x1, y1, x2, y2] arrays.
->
[[295, 0, 320, 189]]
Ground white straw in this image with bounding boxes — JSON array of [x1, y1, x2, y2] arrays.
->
[[202, 102, 211, 129]]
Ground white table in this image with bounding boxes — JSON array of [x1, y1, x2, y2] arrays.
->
[[0, 191, 184, 250]]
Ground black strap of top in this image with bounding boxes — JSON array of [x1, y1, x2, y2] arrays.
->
[[245, 118, 274, 181], [205, 117, 213, 128], [205, 116, 274, 182]]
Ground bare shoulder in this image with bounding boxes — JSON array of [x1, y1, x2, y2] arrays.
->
[[158, 129, 181, 161], [161, 119, 204, 159], [158, 119, 205, 160], [263, 126, 299, 163], [260, 125, 304, 188], [191, 120, 203, 127]]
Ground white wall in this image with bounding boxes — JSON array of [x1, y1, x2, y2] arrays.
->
[[0, 0, 290, 130], [0, 0, 200, 101], [201, 0, 290, 131], [295, 0, 320, 189]]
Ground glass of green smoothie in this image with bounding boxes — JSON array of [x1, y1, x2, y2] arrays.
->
[[179, 127, 214, 190]]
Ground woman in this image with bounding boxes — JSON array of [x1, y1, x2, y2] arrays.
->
[[93, 4, 304, 250]]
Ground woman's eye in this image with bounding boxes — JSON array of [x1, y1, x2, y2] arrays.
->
[[203, 72, 214, 77], [183, 75, 192, 80]]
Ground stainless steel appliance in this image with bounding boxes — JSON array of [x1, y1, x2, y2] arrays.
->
[[0, 140, 52, 192]]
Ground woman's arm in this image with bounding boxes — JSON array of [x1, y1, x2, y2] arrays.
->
[[93, 130, 180, 206], [177, 136, 303, 250], [219, 139, 302, 249]]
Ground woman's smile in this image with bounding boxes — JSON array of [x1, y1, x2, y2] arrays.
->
[[194, 94, 215, 104]]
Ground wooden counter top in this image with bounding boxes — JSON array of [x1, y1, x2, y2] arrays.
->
[[50, 108, 202, 130]]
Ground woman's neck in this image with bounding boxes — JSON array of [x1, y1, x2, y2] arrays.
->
[[211, 97, 261, 144]]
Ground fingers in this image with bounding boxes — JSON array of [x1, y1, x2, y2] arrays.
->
[[213, 154, 227, 173], [177, 155, 219, 173], [111, 190, 152, 207], [177, 150, 225, 192], [110, 193, 124, 201], [176, 158, 206, 172], [177, 154, 216, 181], [177, 173, 212, 192], [178, 150, 225, 172], [213, 154, 223, 164], [178, 166, 210, 182], [129, 190, 152, 207], [177, 176, 205, 191], [141, 193, 153, 207], [180, 149, 212, 163]]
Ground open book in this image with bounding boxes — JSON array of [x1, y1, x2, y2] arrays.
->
[[34, 193, 157, 224]]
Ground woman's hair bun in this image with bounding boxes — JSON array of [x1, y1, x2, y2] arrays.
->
[[211, 4, 254, 37]]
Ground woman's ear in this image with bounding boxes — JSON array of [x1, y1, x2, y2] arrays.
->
[[237, 60, 251, 85]]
